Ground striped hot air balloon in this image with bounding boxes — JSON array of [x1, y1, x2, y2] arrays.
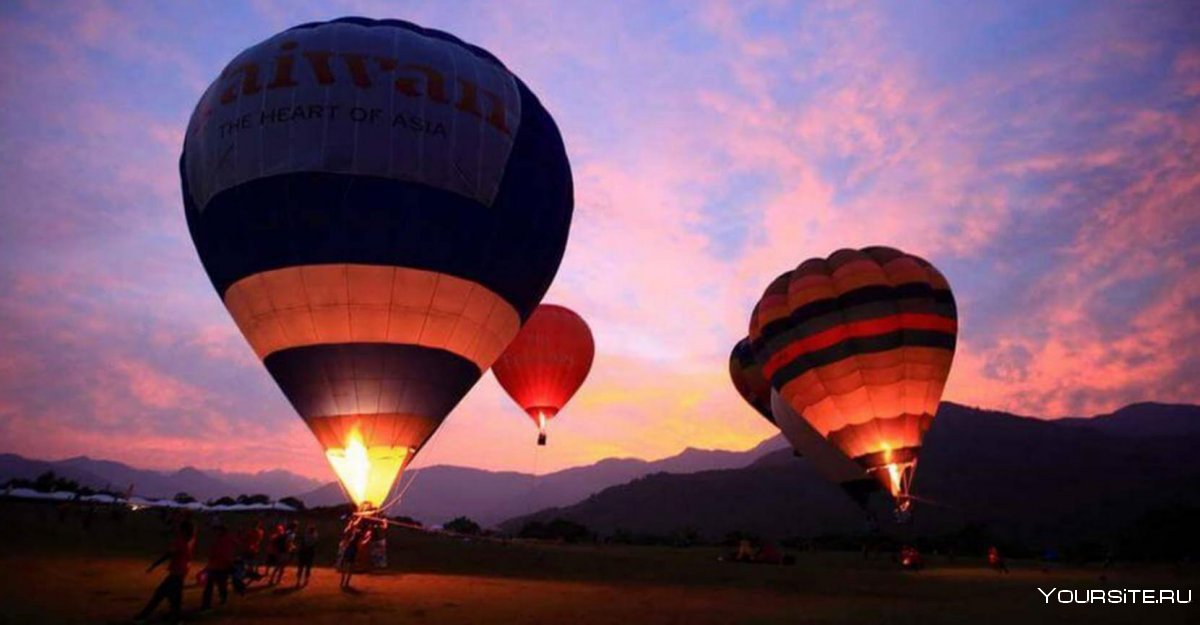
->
[[768, 391, 881, 509], [749, 247, 957, 509], [492, 304, 594, 445], [729, 337, 773, 424], [731, 336, 880, 508], [182, 18, 573, 508]]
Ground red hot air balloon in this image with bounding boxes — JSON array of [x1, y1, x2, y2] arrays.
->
[[492, 304, 594, 445]]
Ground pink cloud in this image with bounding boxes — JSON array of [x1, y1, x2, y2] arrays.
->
[[1, 1, 1197, 480], [111, 358, 203, 411]]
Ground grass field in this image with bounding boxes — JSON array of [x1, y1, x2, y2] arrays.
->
[[0, 500, 1193, 624]]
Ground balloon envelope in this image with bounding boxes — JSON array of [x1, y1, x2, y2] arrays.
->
[[769, 392, 880, 509], [182, 18, 573, 506], [492, 304, 594, 443], [750, 247, 957, 505], [729, 337, 773, 424]]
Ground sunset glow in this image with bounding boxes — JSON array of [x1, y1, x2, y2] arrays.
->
[[0, 1, 1197, 481]]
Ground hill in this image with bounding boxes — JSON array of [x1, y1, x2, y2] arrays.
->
[[298, 436, 789, 525], [1056, 401, 1200, 437], [501, 402, 1200, 548], [0, 454, 321, 501]]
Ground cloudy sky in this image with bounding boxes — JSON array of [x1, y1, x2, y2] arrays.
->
[[1, 1, 1197, 480]]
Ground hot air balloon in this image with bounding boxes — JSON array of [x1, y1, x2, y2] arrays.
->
[[492, 304, 594, 445], [730, 336, 879, 508], [728, 337, 773, 424], [749, 247, 957, 511], [182, 18, 573, 510], [769, 391, 881, 509]]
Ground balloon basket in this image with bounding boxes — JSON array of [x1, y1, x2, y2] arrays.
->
[[537, 433, 547, 446]]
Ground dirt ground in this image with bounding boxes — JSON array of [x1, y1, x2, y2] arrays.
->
[[0, 500, 1193, 624]]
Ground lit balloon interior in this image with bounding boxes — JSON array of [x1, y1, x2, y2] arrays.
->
[[324, 428, 409, 509]]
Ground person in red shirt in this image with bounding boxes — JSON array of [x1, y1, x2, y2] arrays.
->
[[988, 545, 1009, 573], [202, 523, 239, 609], [900, 545, 925, 571], [135, 519, 196, 622], [244, 521, 264, 559], [239, 520, 265, 581]]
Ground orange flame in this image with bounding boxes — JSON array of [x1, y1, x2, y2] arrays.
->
[[885, 462, 903, 497], [876, 443, 913, 511], [324, 428, 408, 508]]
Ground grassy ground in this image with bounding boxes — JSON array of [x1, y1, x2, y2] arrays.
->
[[0, 500, 1193, 624]]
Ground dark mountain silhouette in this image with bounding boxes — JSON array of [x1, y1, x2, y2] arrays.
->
[[298, 436, 790, 525], [6, 400, 1195, 544], [1, 436, 785, 517], [0, 454, 321, 500], [0, 454, 109, 491], [204, 468, 323, 498], [1056, 402, 1200, 437], [501, 402, 1200, 547]]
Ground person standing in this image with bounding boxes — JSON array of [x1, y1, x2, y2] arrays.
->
[[295, 525, 319, 587], [273, 521, 298, 584], [265, 524, 288, 585], [202, 524, 238, 609], [988, 545, 1009, 573], [241, 520, 265, 577], [369, 527, 388, 569], [134, 519, 196, 622], [735, 539, 755, 562], [339, 526, 362, 590]]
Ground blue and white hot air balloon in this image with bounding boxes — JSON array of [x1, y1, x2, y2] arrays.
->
[[181, 17, 573, 508]]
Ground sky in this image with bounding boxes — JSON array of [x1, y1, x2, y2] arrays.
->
[[0, 1, 1197, 480]]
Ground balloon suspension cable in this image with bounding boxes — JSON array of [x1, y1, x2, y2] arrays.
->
[[373, 446, 425, 517], [525, 438, 543, 512], [331, 475, 356, 510], [376, 414, 454, 516], [870, 460, 919, 522], [900, 493, 961, 512], [376, 465, 421, 516], [886, 463, 958, 523], [343, 476, 414, 536]]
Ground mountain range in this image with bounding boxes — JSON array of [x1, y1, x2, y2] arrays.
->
[[4, 401, 1197, 544], [501, 402, 1200, 547], [0, 453, 323, 501], [0, 434, 789, 523], [296, 437, 789, 525]]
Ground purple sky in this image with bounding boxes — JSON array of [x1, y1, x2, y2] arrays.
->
[[1, 1, 1197, 479]]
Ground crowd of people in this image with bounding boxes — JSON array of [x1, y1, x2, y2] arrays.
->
[[134, 513, 387, 622]]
